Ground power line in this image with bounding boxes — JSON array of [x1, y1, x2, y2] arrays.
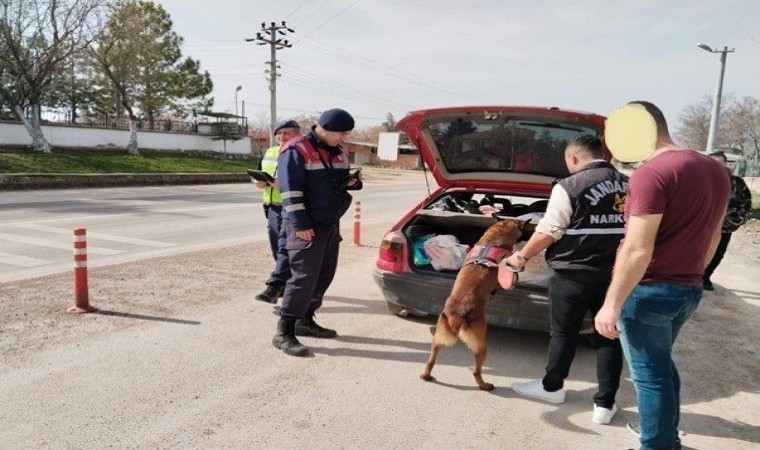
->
[[285, 0, 312, 19], [281, 62, 416, 110], [293, 0, 332, 28], [299, 37, 473, 99], [293, 0, 363, 43], [281, 75, 409, 112]]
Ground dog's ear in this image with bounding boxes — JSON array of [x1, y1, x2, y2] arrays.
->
[[520, 220, 537, 240], [491, 213, 506, 222]]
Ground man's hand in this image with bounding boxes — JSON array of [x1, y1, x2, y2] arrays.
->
[[253, 180, 267, 189], [595, 304, 621, 340], [504, 253, 526, 271], [296, 229, 315, 241]]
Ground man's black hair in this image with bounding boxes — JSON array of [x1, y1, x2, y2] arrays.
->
[[568, 135, 604, 159]]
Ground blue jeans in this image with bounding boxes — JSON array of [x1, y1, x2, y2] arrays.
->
[[617, 282, 702, 450]]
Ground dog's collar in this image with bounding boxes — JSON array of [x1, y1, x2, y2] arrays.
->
[[464, 244, 513, 268]]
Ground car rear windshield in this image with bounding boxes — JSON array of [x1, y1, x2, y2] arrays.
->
[[427, 117, 600, 177]]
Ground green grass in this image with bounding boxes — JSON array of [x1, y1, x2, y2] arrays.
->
[[0, 149, 254, 174]]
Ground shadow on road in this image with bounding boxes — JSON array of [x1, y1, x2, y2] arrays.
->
[[94, 309, 201, 325]]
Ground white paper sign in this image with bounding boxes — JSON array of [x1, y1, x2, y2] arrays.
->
[[377, 132, 400, 161]]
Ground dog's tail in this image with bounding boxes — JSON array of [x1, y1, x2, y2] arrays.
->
[[434, 313, 461, 347]]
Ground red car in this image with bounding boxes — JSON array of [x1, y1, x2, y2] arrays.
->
[[373, 106, 609, 332]]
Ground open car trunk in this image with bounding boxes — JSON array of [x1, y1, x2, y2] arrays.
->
[[401, 190, 551, 288]]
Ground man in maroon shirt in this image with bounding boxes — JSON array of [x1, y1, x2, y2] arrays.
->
[[595, 101, 730, 450]]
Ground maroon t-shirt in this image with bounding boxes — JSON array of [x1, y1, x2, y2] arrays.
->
[[624, 149, 731, 285]]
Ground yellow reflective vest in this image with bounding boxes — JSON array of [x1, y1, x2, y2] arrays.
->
[[260, 145, 282, 205]]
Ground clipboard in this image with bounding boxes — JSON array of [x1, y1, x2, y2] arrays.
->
[[246, 169, 275, 183]]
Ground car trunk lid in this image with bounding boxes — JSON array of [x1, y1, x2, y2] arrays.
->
[[396, 106, 608, 194]]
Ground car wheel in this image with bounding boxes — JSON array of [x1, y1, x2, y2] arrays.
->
[[386, 301, 429, 318]]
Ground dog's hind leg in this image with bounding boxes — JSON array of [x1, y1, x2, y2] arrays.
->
[[420, 340, 441, 382], [460, 321, 494, 391], [420, 314, 456, 382]]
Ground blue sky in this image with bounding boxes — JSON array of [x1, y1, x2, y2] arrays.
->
[[156, 0, 759, 135]]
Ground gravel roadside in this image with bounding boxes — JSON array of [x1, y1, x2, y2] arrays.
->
[[1, 221, 758, 449]]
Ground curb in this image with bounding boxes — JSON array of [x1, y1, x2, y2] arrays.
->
[[0, 173, 249, 190]]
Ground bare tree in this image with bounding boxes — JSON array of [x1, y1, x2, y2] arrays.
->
[[248, 110, 271, 134], [725, 96, 760, 176], [0, 0, 103, 152], [675, 95, 714, 151], [676, 94, 760, 176]]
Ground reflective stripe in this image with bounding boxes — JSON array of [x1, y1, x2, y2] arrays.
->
[[281, 190, 303, 199], [73, 235, 87, 242], [304, 162, 325, 171], [564, 228, 626, 235], [73, 248, 87, 255], [73, 261, 88, 268], [284, 204, 305, 212]]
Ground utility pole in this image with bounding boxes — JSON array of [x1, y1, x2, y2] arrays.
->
[[697, 43, 735, 154], [246, 21, 294, 146]]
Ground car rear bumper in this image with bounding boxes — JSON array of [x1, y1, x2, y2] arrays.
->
[[373, 268, 553, 332]]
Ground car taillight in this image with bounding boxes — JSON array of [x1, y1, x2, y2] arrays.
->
[[377, 232, 406, 272]]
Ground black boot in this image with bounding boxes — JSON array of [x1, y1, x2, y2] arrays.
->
[[295, 312, 337, 338], [256, 284, 283, 304], [272, 318, 308, 356]]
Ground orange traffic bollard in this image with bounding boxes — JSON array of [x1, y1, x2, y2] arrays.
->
[[352, 201, 362, 247], [68, 228, 96, 313]]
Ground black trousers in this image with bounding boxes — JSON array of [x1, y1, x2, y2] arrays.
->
[[704, 232, 732, 282], [543, 271, 623, 408], [278, 220, 341, 319], [264, 205, 291, 287]]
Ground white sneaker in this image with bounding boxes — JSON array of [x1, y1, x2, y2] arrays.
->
[[510, 379, 565, 404], [592, 404, 618, 424]]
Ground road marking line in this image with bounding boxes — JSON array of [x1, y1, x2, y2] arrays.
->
[[14, 223, 175, 248], [0, 203, 247, 228], [0, 251, 52, 267], [0, 232, 125, 255]]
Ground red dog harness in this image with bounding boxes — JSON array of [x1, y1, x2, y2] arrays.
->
[[464, 244, 512, 268], [464, 244, 519, 290]]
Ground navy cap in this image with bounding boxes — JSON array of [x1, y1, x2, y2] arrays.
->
[[317, 108, 355, 132], [274, 119, 300, 135]]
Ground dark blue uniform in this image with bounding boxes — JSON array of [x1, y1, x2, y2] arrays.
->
[[277, 128, 362, 319]]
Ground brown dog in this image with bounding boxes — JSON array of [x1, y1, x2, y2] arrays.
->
[[420, 218, 530, 390]]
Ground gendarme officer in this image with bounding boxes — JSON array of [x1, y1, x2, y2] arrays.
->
[[254, 119, 301, 304], [273, 108, 362, 356]]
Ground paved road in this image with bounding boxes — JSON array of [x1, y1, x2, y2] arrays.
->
[[0, 173, 430, 282], [2, 173, 757, 449]]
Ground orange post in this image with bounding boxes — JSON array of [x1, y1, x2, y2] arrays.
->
[[68, 228, 96, 313], [352, 201, 362, 247]]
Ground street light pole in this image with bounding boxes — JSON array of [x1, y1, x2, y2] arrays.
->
[[234, 85, 242, 117], [246, 21, 294, 146], [698, 43, 735, 154]]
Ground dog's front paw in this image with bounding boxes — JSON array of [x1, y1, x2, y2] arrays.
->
[[479, 382, 495, 391], [420, 374, 435, 382]]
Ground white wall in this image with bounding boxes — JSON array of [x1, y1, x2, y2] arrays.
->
[[0, 122, 251, 154]]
